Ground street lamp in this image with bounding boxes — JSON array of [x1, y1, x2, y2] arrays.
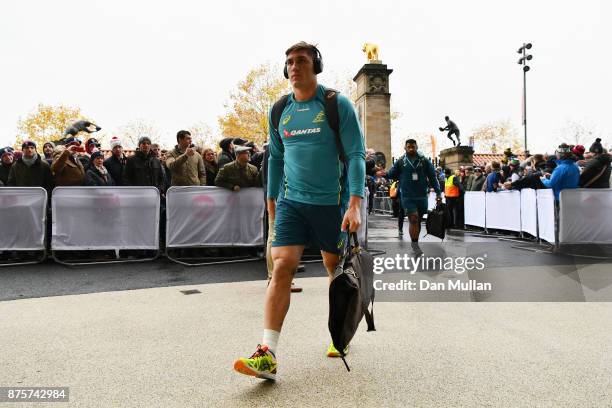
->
[[517, 43, 533, 155]]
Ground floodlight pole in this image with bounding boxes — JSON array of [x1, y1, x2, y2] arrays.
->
[[522, 44, 528, 154], [517, 43, 532, 155]]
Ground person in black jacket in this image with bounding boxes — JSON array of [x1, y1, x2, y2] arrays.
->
[[0, 147, 14, 185], [7, 141, 54, 195], [103, 137, 126, 186], [247, 142, 264, 170], [122, 137, 165, 193], [217, 137, 235, 169], [85, 151, 115, 186], [470, 167, 486, 191], [580, 138, 610, 188]]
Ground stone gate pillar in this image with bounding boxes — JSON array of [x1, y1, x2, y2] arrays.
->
[[353, 61, 393, 167]]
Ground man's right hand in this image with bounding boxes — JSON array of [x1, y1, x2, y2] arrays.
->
[[185, 147, 195, 156], [67, 145, 78, 154]]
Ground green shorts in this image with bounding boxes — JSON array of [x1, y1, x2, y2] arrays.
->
[[272, 198, 346, 255], [400, 197, 428, 216]]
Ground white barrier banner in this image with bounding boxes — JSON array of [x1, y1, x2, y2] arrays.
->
[[536, 189, 555, 244], [166, 187, 264, 248], [560, 189, 612, 244], [520, 188, 538, 237], [52, 187, 159, 250], [464, 191, 486, 228], [485, 190, 521, 232], [0, 188, 47, 250]]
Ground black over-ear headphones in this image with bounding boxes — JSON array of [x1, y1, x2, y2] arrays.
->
[[284, 45, 323, 79]]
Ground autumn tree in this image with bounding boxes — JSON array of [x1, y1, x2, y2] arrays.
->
[[218, 63, 291, 145], [116, 119, 162, 149], [556, 119, 601, 146], [470, 119, 522, 153], [16, 104, 90, 148], [188, 121, 221, 150]]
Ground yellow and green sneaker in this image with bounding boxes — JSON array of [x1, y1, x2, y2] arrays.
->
[[234, 344, 277, 381], [326, 342, 349, 358]]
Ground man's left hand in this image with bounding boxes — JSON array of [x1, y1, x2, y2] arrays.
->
[[341, 206, 361, 233]]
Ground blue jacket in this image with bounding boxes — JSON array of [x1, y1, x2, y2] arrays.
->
[[486, 172, 501, 192], [386, 152, 441, 199], [541, 159, 580, 200]]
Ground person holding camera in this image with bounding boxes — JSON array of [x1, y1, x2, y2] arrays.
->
[[50, 137, 86, 186], [166, 130, 206, 186]]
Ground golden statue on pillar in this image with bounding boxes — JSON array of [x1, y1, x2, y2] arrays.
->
[[362, 43, 380, 62]]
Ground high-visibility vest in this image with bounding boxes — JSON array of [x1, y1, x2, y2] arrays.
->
[[445, 175, 460, 197]]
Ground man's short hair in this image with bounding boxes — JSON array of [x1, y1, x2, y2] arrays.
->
[[405, 139, 417, 146], [176, 130, 191, 142], [491, 160, 501, 170], [285, 41, 318, 60], [151, 143, 160, 149]]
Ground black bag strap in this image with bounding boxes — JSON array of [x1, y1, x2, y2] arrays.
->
[[270, 89, 344, 163], [271, 94, 290, 139], [349, 231, 376, 332], [323, 89, 345, 163], [364, 303, 376, 332]]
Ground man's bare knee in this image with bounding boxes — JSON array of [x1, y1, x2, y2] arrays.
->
[[408, 214, 419, 225], [272, 258, 298, 279]]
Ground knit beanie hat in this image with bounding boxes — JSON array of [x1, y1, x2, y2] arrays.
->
[[109, 137, 122, 149], [589, 138, 603, 154]]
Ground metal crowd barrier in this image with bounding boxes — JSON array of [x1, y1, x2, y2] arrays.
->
[[463, 188, 612, 258], [3, 185, 373, 267], [373, 196, 393, 214], [165, 186, 265, 266], [0, 187, 48, 266], [51, 187, 161, 265]]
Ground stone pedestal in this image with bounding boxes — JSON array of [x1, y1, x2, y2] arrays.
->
[[353, 62, 393, 167], [439, 146, 474, 171]]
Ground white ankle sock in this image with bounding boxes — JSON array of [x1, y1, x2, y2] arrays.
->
[[263, 329, 280, 355]]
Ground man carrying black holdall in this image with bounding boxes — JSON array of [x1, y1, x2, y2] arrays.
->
[[233, 41, 366, 381]]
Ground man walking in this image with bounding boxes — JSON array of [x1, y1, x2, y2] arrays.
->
[[233, 42, 365, 381], [383, 139, 441, 253]]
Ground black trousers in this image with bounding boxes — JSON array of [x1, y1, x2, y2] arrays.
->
[[446, 197, 459, 228]]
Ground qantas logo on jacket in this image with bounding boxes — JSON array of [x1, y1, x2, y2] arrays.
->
[[283, 127, 321, 138]]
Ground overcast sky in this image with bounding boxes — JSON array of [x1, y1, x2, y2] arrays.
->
[[1, 0, 610, 156]]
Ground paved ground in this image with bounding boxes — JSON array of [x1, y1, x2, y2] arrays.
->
[[1, 214, 612, 407]]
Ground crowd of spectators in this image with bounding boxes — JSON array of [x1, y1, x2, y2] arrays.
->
[[1, 133, 609, 237], [367, 138, 610, 228], [0, 130, 266, 195]]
